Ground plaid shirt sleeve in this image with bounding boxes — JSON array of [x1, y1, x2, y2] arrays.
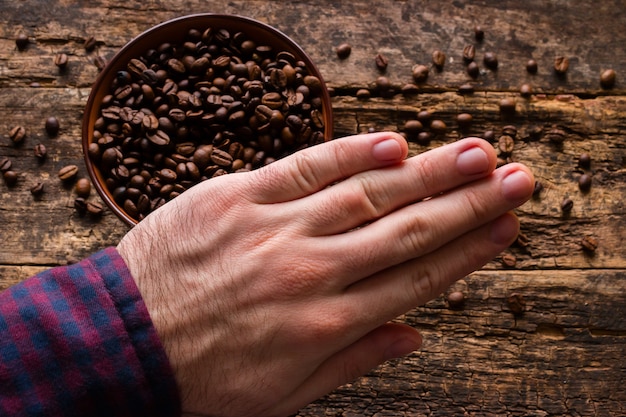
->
[[0, 247, 181, 417]]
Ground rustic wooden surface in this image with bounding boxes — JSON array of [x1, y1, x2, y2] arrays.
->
[[1, 1, 625, 416]]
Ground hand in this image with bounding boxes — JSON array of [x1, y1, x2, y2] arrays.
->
[[117, 132, 534, 417]]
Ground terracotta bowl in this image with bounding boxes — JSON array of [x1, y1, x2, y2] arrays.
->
[[82, 14, 333, 227]]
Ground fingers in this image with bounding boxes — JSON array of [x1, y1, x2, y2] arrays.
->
[[248, 132, 408, 204], [344, 212, 521, 325], [298, 137, 498, 235], [273, 323, 421, 416], [324, 162, 533, 283]]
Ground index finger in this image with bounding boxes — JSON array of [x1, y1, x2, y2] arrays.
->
[[248, 132, 409, 203]]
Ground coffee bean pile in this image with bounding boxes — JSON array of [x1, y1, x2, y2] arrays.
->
[[89, 27, 327, 222]]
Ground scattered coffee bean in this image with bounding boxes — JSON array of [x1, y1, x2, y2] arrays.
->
[[526, 59, 538, 74], [75, 178, 92, 197], [3, 170, 18, 186], [474, 26, 484, 42], [483, 52, 498, 70], [462, 45, 475, 63], [456, 113, 473, 129], [34, 143, 47, 161], [417, 110, 432, 124], [30, 181, 45, 196], [516, 232, 530, 248], [84, 36, 97, 52], [502, 253, 517, 268], [520, 83, 533, 97], [401, 83, 419, 95], [499, 98, 516, 115], [578, 174, 592, 191], [416, 131, 432, 145], [600, 69, 616, 89], [457, 83, 475, 95], [466, 61, 479, 78], [483, 130, 496, 142], [58, 165, 79, 182], [502, 125, 517, 139], [554, 56, 569, 75], [447, 291, 465, 309], [336, 43, 351, 59], [9, 126, 26, 145], [74, 197, 88, 216], [498, 135, 515, 155], [561, 197, 574, 213], [533, 181, 543, 197], [356, 88, 371, 100], [404, 120, 423, 135], [375, 53, 388, 72], [578, 153, 591, 169], [412, 64, 429, 83], [430, 119, 447, 135], [375, 76, 391, 94], [507, 293, 526, 315], [581, 236, 598, 253], [86, 201, 104, 216], [45, 117, 60, 137], [546, 127, 566, 144], [54, 53, 68, 69], [15, 33, 29, 50], [0, 157, 12, 173], [432, 50, 446, 69]]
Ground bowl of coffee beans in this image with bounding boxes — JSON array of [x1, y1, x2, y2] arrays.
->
[[82, 14, 333, 226]]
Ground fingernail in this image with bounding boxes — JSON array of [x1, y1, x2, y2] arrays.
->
[[372, 138, 404, 162], [457, 147, 490, 176], [502, 169, 533, 202], [384, 337, 420, 360], [490, 213, 520, 245]]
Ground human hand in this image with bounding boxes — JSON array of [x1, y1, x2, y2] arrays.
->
[[117, 132, 534, 417]]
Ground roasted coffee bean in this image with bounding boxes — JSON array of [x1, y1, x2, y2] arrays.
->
[[466, 61, 479, 78], [416, 131, 432, 145], [30, 182, 45, 196], [578, 174, 592, 191], [147, 130, 170, 146], [561, 197, 574, 212], [356, 88, 371, 100], [84, 36, 97, 52], [417, 110, 432, 124], [86, 201, 104, 216], [447, 291, 465, 309], [501, 125, 517, 139], [507, 293, 526, 315], [45, 116, 60, 137], [499, 98, 516, 115], [74, 198, 88, 215], [9, 126, 26, 144], [547, 127, 566, 144], [501, 253, 517, 268], [34, 143, 47, 161], [0, 157, 12, 173], [54, 53, 69, 69], [498, 135, 515, 155], [483, 52, 498, 70], [375, 53, 388, 72], [412, 64, 429, 83], [520, 83, 533, 97], [336, 43, 351, 59], [578, 153, 591, 169], [432, 50, 446, 69], [210, 148, 234, 167], [554, 56, 569, 75], [483, 130, 496, 142], [533, 181, 543, 197], [401, 83, 419, 95], [474, 26, 484, 42], [404, 120, 423, 135], [462, 45, 475, 62], [430, 119, 447, 135], [521, 63, 537, 79], [600, 69, 616, 89], [15, 33, 29, 50], [3, 171, 18, 186], [75, 178, 92, 197], [456, 113, 473, 129], [581, 236, 598, 253], [58, 165, 79, 181], [457, 83, 475, 95], [375, 76, 391, 94]]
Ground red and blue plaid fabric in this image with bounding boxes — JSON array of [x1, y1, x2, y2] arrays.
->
[[0, 247, 181, 416]]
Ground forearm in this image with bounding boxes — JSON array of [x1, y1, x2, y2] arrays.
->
[[0, 247, 181, 417]]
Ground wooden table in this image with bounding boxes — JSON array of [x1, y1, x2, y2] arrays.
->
[[1, 1, 625, 415]]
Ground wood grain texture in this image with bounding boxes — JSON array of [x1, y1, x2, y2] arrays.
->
[[1, 1, 625, 415]]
